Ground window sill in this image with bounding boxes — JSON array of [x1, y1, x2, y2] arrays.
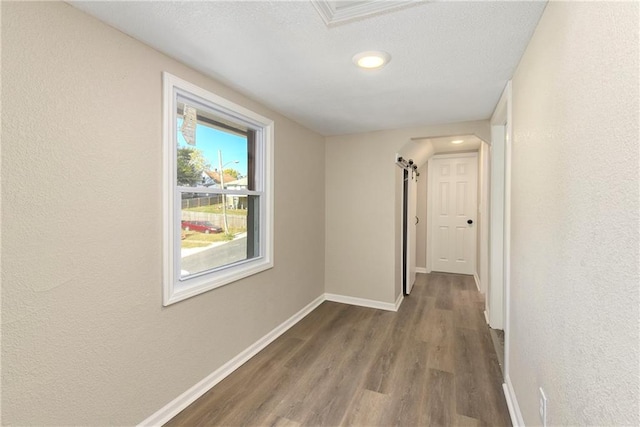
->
[[164, 256, 274, 306]]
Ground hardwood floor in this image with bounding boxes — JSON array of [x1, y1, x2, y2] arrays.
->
[[165, 273, 511, 426], [490, 328, 505, 376]]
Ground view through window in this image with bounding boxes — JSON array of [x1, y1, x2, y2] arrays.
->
[[177, 98, 259, 278], [163, 72, 273, 305]]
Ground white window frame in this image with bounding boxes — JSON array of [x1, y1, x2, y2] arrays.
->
[[162, 72, 274, 306]]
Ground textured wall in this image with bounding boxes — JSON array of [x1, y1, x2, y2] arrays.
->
[[509, 2, 639, 425], [325, 121, 489, 304], [1, 2, 325, 425]]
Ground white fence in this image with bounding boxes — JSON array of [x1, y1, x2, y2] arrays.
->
[[181, 211, 247, 230]]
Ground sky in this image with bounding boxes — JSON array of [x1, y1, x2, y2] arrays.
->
[[177, 117, 248, 177]]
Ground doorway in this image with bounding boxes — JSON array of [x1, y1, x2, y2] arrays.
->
[[487, 81, 512, 381], [396, 156, 420, 296], [402, 167, 418, 295], [426, 153, 478, 275]]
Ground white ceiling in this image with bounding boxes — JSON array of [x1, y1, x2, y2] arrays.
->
[[70, 1, 546, 136], [428, 134, 483, 153], [400, 134, 482, 168]]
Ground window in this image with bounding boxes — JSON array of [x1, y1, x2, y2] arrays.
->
[[163, 72, 273, 305]]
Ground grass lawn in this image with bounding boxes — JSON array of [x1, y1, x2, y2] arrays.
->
[[181, 228, 245, 249], [184, 204, 247, 216]]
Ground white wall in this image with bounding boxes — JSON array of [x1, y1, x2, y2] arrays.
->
[[325, 121, 489, 304], [508, 2, 639, 425], [1, 3, 325, 425]]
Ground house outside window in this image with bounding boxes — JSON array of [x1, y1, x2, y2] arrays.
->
[[162, 72, 274, 305]]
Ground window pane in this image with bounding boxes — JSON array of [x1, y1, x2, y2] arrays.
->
[[180, 193, 259, 278], [176, 100, 253, 190]]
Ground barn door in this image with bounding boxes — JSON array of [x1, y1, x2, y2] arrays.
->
[[403, 168, 418, 294]]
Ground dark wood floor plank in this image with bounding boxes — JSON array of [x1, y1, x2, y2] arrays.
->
[[454, 327, 511, 426], [434, 275, 454, 310], [363, 297, 419, 395], [456, 413, 485, 426], [421, 308, 455, 373], [165, 273, 511, 427], [273, 306, 385, 425], [424, 368, 456, 426], [298, 310, 382, 425], [339, 389, 390, 426], [285, 300, 346, 338], [413, 296, 436, 339], [283, 302, 352, 370], [204, 364, 293, 427], [379, 340, 431, 426], [454, 327, 485, 419], [454, 293, 487, 331], [451, 274, 469, 291], [423, 274, 440, 297], [165, 335, 305, 427], [250, 412, 301, 427]]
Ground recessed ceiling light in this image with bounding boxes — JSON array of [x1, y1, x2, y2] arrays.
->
[[451, 139, 464, 144], [352, 51, 391, 69]]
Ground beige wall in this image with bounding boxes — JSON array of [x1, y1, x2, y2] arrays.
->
[[8, 2, 638, 426], [509, 2, 639, 425], [1, 2, 325, 425], [325, 121, 489, 304]]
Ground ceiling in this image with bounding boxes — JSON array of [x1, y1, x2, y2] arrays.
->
[[427, 135, 483, 153], [70, 1, 546, 136], [399, 134, 482, 168]]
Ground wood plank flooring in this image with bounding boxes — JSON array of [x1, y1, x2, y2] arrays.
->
[[165, 273, 511, 426]]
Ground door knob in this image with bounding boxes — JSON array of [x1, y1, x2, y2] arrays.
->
[[467, 219, 473, 225]]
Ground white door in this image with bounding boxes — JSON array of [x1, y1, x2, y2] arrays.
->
[[429, 153, 478, 275], [405, 170, 418, 293]]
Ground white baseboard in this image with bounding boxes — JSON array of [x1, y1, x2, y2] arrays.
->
[[473, 273, 482, 292], [503, 376, 525, 427], [138, 295, 325, 426], [325, 293, 399, 312], [484, 310, 489, 325], [415, 267, 428, 274], [139, 291, 403, 425], [395, 292, 404, 311]]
